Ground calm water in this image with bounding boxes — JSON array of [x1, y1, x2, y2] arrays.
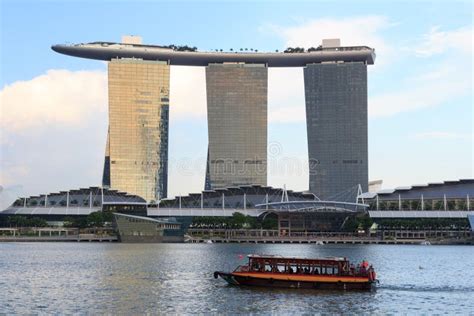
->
[[0, 243, 473, 314]]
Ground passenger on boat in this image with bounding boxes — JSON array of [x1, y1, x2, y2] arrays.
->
[[252, 262, 260, 271], [368, 265, 376, 280], [342, 261, 349, 274]]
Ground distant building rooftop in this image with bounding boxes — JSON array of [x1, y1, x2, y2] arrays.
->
[[359, 179, 473, 200], [0, 187, 147, 216]]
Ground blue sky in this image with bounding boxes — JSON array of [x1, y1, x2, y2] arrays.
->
[[0, 0, 472, 207]]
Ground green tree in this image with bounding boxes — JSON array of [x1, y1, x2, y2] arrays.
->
[[411, 200, 420, 210], [342, 214, 373, 232], [230, 212, 247, 228], [261, 216, 278, 229], [447, 200, 456, 210], [28, 217, 47, 227], [7, 216, 47, 227], [457, 200, 466, 210], [388, 201, 398, 210], [342, 217, 359, 232], [434, 200, 444, 210], [86, 211, 113, 227]]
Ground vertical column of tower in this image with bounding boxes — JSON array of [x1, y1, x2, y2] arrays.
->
[[102, 130, 111, 187], [304, 62, 368, 200], [205, 63, 268, 189], [158, 95, 169, 200], [107, 58, 170, 202]]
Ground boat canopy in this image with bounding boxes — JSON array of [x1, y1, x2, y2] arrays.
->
[[247, 254, 349, 265]]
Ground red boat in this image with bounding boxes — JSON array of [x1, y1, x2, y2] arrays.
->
[[214, 255, 377, 291]]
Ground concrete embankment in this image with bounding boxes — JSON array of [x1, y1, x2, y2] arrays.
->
[[186, 237, 473, 245], [0, 235, 117, 242]]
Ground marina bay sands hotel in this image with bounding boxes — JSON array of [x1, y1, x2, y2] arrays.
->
[[52, 36, 376, 202]]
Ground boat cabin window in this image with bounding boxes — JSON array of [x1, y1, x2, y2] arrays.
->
[[248, 258, 345, 276]]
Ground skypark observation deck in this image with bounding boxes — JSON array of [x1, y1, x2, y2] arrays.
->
[[51, 42, 376, 66]]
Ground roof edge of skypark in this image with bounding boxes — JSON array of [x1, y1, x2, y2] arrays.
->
[[51, 43, 376, 67]]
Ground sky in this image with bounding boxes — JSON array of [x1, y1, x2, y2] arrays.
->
[[0, 0, 473, 208]]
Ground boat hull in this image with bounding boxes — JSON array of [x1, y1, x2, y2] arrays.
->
[[214, 271, 375, 291]]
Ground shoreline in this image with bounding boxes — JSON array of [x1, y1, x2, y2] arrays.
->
[[0, 236, 117, 242], [1, 236, 472, 245]]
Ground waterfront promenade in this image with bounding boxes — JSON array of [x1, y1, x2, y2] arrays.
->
[[1, 227, 471, 244], [0, 227, 117, 242], [0, 235, 117, 242], [186, 228, 473, 245]]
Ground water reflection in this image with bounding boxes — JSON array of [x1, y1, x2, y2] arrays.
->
[[0, 243, 473, 314]]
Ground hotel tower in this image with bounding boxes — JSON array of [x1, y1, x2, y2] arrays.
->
[[101, 36, 169, 202]]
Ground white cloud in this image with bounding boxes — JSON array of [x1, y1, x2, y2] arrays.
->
[[168, 66, 308, 124], [0, 66, 209, 132], [369, 52, 472, 118], [267, 20, 472, 121], [268, 68, 305, 123], [266, 15, 393, 67], [0, 69, 107, 132], [261, 16, 394, 124], [369, 24, 472, 118], [169, 66, 308, 124], [0, 184, 25, 211], [414, 131, 472, 140], [0, 67, 211, 199], [0, 70, 109, 198], [0, 164, 30, 185], [169, 66, 207, 119], [415, 25, 473, 57]]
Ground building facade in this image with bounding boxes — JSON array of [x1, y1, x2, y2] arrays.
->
[[0, 187, 148, 224], [103, 58, 170, 202], [52, 38, 376, 202], [205, 63, 268, 189], [360, 179, 474, 212], [304, 61, 368, 200], [113, 213, 182, 243]]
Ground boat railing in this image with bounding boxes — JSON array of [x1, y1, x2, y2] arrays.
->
[[233, 265, 249, 272], [235, 266, 374, 278]]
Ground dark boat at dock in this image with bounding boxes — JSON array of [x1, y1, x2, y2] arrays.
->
[[214, 255, 377, 291]]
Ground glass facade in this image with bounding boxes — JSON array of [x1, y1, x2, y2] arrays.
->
[[102, 130, 111, 187], [304, 62, 368, 200], [205, 63, 268, 189], [278, 212, 351, 233], [104, 58, 170, 202]]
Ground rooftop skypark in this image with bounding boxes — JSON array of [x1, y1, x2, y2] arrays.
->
[[52, 38, 375, 67]]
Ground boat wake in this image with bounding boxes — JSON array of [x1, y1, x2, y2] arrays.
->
[[379, 284, 474, 293]]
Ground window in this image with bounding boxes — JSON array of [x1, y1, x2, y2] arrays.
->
[[342, 160, 358, 164], [135, 100, 152, 104]]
